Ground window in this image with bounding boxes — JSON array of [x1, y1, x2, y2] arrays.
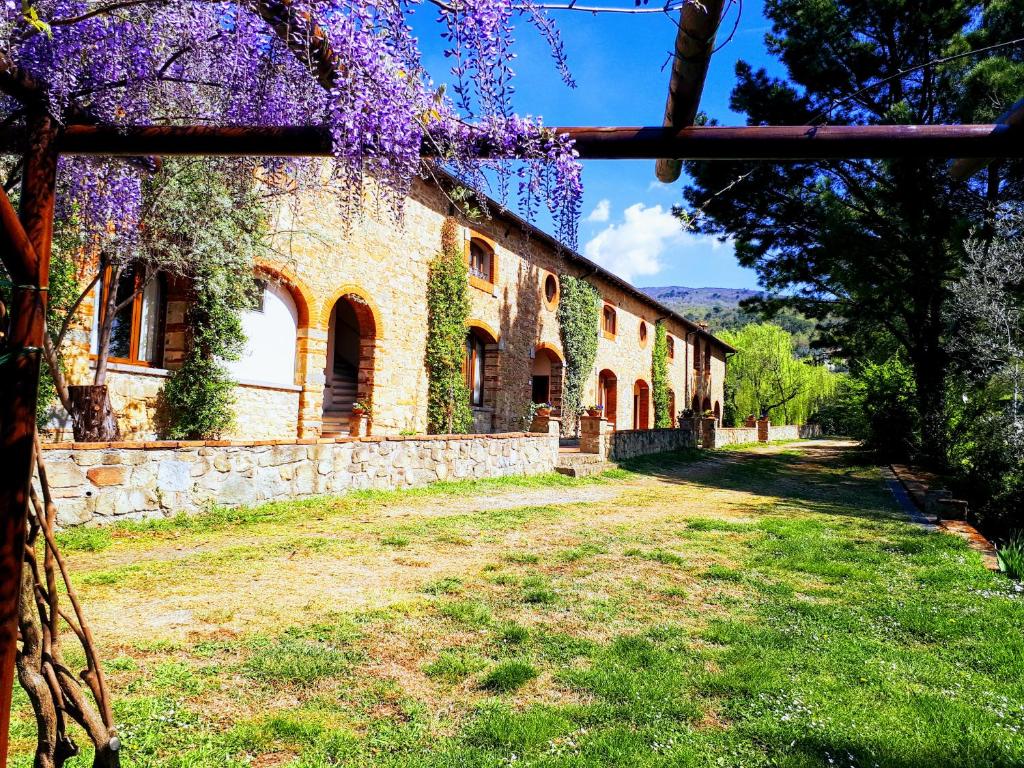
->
[[543, 273, 559, 309], [602, 305, 617, 338], [464, 331, 487, 407], [639, 321, 648, 346], [92, 264, 165, 366], [704, 339, 712, 368], [531, 376, 550, 404], [666, 335, 675, 359], [693, 339, 701, 370], [468, 238, 495, 287]]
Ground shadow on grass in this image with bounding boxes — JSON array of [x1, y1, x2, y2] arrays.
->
[[617, 440, 900, 522]]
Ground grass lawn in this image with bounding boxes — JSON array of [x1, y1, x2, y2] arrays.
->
[[11, 440, 1024, 767]]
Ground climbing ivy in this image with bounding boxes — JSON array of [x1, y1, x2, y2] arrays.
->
[[652, 320, 671, 428], [556, 274, 600, 435], [426, 217, 473, 434]]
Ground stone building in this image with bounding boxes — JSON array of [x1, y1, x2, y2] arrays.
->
[[53, 176, 733, 441]]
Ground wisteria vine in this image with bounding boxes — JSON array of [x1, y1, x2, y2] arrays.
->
[[0, 0, 583, 247]]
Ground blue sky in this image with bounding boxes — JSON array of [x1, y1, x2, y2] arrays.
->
[[413, 3, 785, 290]]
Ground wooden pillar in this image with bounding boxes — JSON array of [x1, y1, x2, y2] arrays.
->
[[0, 115, 57, 765]]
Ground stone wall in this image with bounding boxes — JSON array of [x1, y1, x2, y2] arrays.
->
[[798, 423, 822, 439], [709, 427, 759, 448], [40, 432, 558, 528], [608, 428, 697, 461], [767, 424, 801, 441]]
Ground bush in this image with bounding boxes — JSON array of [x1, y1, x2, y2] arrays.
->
[[161, 355, 237, 439]]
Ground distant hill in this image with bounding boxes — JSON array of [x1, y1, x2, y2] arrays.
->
[[641, 284, 819, 357], [641, 286, 762, 307]]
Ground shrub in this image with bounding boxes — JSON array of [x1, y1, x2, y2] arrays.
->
[[651, 321, 672, 428], [998, 533, 1024, 581]]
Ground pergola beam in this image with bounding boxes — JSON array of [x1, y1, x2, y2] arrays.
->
[[3, 122, 1019, 160], [950, 98, 1024, 179], [655, 0, 725, 182]]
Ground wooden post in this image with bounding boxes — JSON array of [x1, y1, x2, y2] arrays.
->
[[0, 114, 57, 765]]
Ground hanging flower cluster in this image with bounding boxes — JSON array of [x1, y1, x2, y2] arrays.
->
[[0, 0, 583, 247]]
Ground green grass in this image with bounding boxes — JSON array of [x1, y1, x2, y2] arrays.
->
[[14, 443, 1024, 768], [480, 659, 538, 692]]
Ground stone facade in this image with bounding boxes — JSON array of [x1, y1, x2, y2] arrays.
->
[[39, 432, 558, 527], [52, 175, 732, 442], [707, 426, 759, 448]]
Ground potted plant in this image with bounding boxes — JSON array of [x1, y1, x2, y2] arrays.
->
[[585, 404, 604, 418], [534, 402, 553, 417], [352, 400, 372, 417]]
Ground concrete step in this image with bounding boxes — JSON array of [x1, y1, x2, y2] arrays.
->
[[555, 452, 615, 478]]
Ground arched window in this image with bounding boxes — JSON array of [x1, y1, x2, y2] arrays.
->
[[92, 264, 165, 366], [468, 238, 495, 284], [602, 305, 617, 339], [693, 339, 701, 370], [225, 280, 298, 386], [464, 330, 488, 407], [666, 335, 675, 359], [639, 321, 648, 346]]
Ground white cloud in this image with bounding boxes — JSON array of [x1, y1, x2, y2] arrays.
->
[[585, 198, 611, 223], [583, 203, 732, 285]]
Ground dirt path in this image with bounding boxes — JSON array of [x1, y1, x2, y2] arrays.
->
[[70, 440, 862, 646]]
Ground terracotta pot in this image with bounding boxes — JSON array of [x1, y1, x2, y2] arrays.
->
[[586, 409, 601, 418], [352, 406, 367, 416], [536, 408, 552, 417]]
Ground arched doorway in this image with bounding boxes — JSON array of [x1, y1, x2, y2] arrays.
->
[[324, 293, 377, 436], [531, 345, 564, 412], [713, 400, 722, 425], [225, 280, 298, 386], [701, 396, 712, 416], [633, 379, 651, 430], [598, 369, 617, 425], [691, 394, 700, 414]]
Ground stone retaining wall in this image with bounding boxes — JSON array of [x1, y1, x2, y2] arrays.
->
[[608, 428, 697, 461], [709, 427, 759, 448], [767, 424, 801, 441], [40, 433, 558, 528]]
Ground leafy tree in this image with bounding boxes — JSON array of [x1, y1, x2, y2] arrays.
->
[[42, 160, 266, 439], [946, 212, 1024, 529], [681, 0, 1024, 464], [719, 323, 837, 425], [426, 218, 473, 434], [557, 275, 601, 436], [651, 321, 672, 428]]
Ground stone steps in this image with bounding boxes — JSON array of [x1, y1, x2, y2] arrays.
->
[[555, 452, 615, 478]]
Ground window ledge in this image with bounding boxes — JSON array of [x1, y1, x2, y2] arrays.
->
[[469, 275, 496, 294], [602, 331, 617, 341]]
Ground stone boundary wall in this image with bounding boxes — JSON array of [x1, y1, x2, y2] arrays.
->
[[798, 424, 822, 439], [608, 428, 697, 461], [710, 427, 759, 448], [767, 424, 801, 441], [40, 433, 558, 528]]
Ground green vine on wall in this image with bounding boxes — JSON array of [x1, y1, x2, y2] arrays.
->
[[426, 217, 473, 434], [556, 274, 600, 435], [652, 320, 671, 428]]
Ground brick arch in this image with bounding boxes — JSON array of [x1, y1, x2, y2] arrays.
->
[[532, 343, 565, 414], [254, 260, 314, 330], [466, 319, 500, 345], [633, 379, 651, 430], [324, 291, 380, 426], [319, 284, 383, 337], [534, 341, 563, 363]]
